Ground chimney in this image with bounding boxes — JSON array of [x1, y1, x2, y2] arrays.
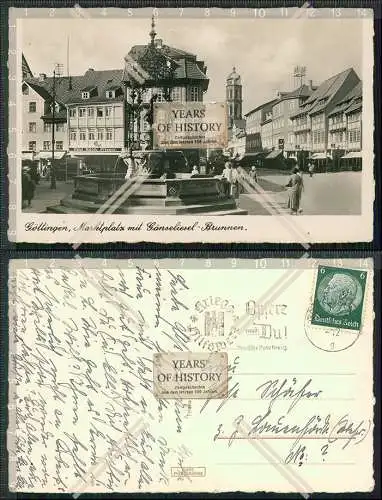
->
[[39, 73, 47, 81], [308, 79, 313, 90], [154, 38, 163, 49]]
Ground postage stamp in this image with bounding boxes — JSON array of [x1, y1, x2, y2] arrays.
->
[[153, 352, 228, 399], [305, 265, 368, 352], [311, 266, 367, 331]]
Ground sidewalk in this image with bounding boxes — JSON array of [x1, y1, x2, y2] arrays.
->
[[23, 180, 74, 213], [237, 174, 289, 215], [239, 171, 361, 215]]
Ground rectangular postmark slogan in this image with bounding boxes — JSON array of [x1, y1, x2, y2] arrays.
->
[[311, 266, 367, 331], [153, 352, 228, 399]]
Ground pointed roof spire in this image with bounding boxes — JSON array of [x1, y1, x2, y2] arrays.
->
[[150, 16, 156, 45]]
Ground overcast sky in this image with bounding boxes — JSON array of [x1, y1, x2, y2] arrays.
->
[[21, 15, 364, 113]]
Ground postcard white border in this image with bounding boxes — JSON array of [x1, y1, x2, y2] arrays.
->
[[8, 8, 375, 244]]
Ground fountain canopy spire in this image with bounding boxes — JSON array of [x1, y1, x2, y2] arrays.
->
[[150, 16, 157, 45]]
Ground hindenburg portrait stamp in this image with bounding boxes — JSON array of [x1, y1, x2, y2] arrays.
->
[[311, 266, 367, 331], [305, 266, 367, 352]]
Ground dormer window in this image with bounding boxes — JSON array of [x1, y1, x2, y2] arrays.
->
[[81, 86, 97, 99], [106, 90, 115, 99]]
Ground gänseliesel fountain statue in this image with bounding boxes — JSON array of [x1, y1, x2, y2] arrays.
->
[[47, 18, 246, 216]]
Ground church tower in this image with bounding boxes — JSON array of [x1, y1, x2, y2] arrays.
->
[[226, 67, 242, 129]]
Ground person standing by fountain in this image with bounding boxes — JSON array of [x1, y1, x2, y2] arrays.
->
[[124, 148, 138, 180], [191, 165, 199, 177], [221, 161, 233, 197]]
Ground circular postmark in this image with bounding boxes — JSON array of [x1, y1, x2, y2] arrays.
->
[[304, 305, 361, 352], [186, 296, 240, 352]]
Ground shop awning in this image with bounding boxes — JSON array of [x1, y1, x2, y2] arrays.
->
[[22, 152, 35, 161], [35, 151, 67, 160], [237, 152, 264, 161], [311, 153, 330, 160], [265, 150, 283, 159], [341, 151, 362, 159]]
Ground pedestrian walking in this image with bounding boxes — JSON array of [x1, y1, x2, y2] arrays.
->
[[308, 161, 315, 178], [22, 166, 36, 208], [249, 165, 258, 184], [285, 166, 304, 215]]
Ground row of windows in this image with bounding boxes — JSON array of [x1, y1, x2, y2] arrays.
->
[[348, 129, 361, 142], [348, 112, 361, 123], [273, 118, 285, 130], [27, 87, 204, 118], [27, 141, 64, 151], [28, 122, 65, 133], [28, 101, 60, 113], [81, 90, 116, 100], [45, 122, 65, 132], [329, 132, 345, 144], [272, 102, 283, 117], [295, 133, 309, 145], [311, 113, 324, 125], [28, 141, 64, 151], [329, 114, 345, 125], [125, 86, 203, 103], [293, 116, 308, 127], [70, 107, 114, 118], [312, 130, 326, 144], [287, 100, 298, 111], [43, 141, 64, 150], [70, 128, 114, 141]]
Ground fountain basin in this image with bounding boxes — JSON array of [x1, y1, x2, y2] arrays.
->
[[46, 173, 247, 215]]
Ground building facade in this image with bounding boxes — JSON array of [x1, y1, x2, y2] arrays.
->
[[245, 99, 276, 152], [22, 78, 68, 165], [328, 81, 362, 169], [238, 67, 362, 170], [22, 21, 209, 172], [64, 69, 125, 170], [271, 83, 315, 156], [260, 111, 273, 151], [290, 67, 361, 166]]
